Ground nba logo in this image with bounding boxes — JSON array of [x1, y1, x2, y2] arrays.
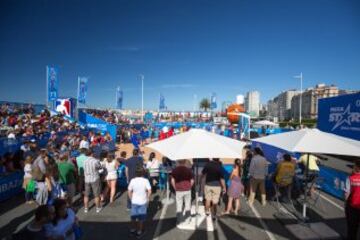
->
[[56, 98, 71, 117]]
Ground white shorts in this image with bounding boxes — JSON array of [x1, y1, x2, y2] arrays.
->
[[106, 172, 118, 181]]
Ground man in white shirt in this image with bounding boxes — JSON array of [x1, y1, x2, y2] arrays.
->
[[128, 166, 151, 238]]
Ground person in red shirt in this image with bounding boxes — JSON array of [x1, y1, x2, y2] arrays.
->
[[167, 128, 174, 138], [345, 160, 360, 240], [159, 131, 166, 140], [171, 160, 194, 227]]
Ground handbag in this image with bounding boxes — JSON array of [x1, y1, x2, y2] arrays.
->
[[26, 179, 36, 193]]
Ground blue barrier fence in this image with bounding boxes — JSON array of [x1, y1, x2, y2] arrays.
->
[[0, 171, 24, 202]]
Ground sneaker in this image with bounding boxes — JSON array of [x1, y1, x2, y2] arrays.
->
[[136, 230, 145, 239], [96, 207, 102, 213], [84, 208, 88, 213]]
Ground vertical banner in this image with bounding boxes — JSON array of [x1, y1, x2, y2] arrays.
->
[[77, 77, 88, 104], [159, 93, 165, 110], [46, 66, 59, 102], [116, 87, 123, 109], [210, 92, 217, 109]]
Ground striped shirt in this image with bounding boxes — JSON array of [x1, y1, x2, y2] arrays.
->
[[84, 156, 101, 183]]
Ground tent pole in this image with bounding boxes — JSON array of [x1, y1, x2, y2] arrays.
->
[[195, 159, 198, 229], [302, 153, 310, 220]]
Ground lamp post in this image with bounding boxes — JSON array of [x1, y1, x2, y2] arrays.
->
[[294, 73, 303, 127], [138, 74, 144, 122]]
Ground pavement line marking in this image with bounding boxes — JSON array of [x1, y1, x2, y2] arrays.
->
[[316, 193, 344, 211], [249, 204, 277, 240], [153, 203, 169, 240]]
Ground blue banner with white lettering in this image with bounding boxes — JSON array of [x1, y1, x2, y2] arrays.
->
[[159, 94, 165, 110], [116, 87, 123, 109], [318, 93, 360, 140], [78, 111, 117, 141], [46, 66, 59, 101], [0, 171, 23, 202], [318, 165, 347, 199], [77, 77, 88, 104], [210, 92, 217, 109]]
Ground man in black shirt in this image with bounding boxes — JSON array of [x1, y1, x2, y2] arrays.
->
[[201, 158, 226, 219]]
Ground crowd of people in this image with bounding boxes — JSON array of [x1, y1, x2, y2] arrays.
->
[[3, 104, 360, 240]]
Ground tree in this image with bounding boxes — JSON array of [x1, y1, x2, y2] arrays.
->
[[199, 98, 210, 112]]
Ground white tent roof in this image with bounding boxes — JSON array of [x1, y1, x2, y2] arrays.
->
[[252, 128, 360, 156], [146, 129, 247, 160], [253, 120, 278, 126]]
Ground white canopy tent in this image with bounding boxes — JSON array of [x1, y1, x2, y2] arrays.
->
[[146, 128, 247, 229], [252, 128, 360, 219], [253, 120, 279, 127], [146, 128, 247, 160], [252, 128, 360, 156]]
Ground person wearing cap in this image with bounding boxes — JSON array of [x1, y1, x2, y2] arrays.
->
[[344, 160, 360, 240]]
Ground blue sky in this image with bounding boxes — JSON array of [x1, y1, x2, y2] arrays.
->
[[0, 0, 359, 110]]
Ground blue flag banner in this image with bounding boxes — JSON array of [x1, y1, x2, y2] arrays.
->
[[116, 87, 123, 109], [46, 66, 59, 101], [211, 92, 217, 109], [77, 77, 88, 104], [159, 94, 165, 110], [318, 92, 360, 141]]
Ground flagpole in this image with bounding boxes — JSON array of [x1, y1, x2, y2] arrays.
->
[[116, 87, 118, 109], [46, 66, 48, 109]]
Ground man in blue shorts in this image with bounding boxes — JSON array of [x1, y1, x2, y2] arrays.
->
[[128, 166, 151, 238]]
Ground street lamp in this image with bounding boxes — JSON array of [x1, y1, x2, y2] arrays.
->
[[138, 74, 144, 122], [294, 72, 303, 127]]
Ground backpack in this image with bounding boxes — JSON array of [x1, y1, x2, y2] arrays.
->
[[31, 165, 44, 181]]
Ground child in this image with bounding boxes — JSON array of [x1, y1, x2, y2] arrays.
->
[[128, 166, 151, 238], [23, 156, 34, 204]]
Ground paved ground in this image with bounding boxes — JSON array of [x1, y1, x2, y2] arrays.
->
[[0, 186, 347, 240]]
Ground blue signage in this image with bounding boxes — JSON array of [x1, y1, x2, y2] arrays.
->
[[0, 171, 23, 201], [210, 92, 217, 109], [116, 87, 123, 109], [159, 94, 165, 110], [78, 111, 117, 141], [78, 77, 88, 104], [319, 165, 347, 199], [47, 66, 59, 101], [318, 93, 360, 140]]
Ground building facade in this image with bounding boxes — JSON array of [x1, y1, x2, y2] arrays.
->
[[267, 90, 299, 121], [291, 84, 339, 120], [245, 91, 260, 117]]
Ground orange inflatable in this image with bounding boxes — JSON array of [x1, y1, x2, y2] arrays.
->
[[226, 103, 245, 124]]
